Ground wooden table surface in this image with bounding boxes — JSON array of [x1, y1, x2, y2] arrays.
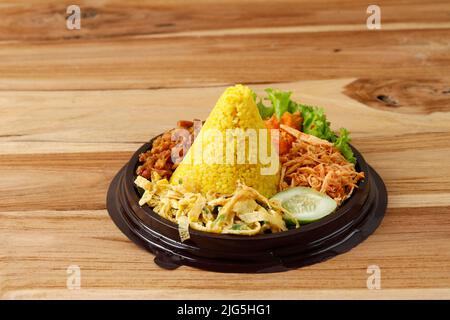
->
[[1, 0, 450, 300]]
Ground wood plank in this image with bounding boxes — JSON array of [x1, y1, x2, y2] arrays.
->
[[0, 152, 129, 211], [1, 0, 449, 42], [1, 207, 449, 299], [0, 29, 449, 90], [4, 289, 450, 300]]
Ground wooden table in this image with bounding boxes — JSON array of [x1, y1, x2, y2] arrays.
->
[[1, 0, 449, 300]]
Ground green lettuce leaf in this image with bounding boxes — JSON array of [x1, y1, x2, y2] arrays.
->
[[265, 88, 292, 120], [299, 104, 336, 142], [334, 128, 356, 164], [256, 99, 274, 119], [251, 89, 274, 119], [292, 104, 356, 163]]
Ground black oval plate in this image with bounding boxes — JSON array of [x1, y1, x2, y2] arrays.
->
[[106, 138, 387, 273]]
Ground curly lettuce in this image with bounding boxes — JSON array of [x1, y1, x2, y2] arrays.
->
[[334, 128, 356, 164], [252, 88, 296, 120], [265, 88, 292, 120], [297, 104, 335, 142]]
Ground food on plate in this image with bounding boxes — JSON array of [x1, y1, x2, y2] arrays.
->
[[135, 173, 297, 241], [135, 84, 364, 239]]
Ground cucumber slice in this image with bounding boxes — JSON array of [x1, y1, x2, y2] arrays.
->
[[271, 187, 337, 224]]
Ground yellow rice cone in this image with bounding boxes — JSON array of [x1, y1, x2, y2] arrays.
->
[[170, 84, 279, 197]]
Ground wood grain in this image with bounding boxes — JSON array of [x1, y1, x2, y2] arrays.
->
[[1, 207, 449, 299], [344, 79, 450, 114], [1, 0, 449, 300], [1, 29, 449, 90], [1, 0, 449, 42]]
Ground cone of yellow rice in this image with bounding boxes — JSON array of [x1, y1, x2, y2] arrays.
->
[[170, 84, 279, 198]]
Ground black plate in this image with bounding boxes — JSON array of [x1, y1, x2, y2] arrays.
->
[[106, 138, 387, 273]]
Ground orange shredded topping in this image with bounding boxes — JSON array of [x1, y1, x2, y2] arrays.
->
[[279, 125, 365, 205]]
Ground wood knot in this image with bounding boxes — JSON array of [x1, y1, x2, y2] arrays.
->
[[376, 94, 398, 107], [344, 79, 450, 114]]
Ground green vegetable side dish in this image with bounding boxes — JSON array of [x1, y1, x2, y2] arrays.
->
[[253, 88, 356, 163], [271, 187, 337, 224]]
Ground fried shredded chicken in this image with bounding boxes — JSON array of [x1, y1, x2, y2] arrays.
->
[[279, 125, 364, 205]]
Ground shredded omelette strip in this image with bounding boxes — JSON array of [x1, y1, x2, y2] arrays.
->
[[279, 125, 365, 205], [135, 173, 297, 241]]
